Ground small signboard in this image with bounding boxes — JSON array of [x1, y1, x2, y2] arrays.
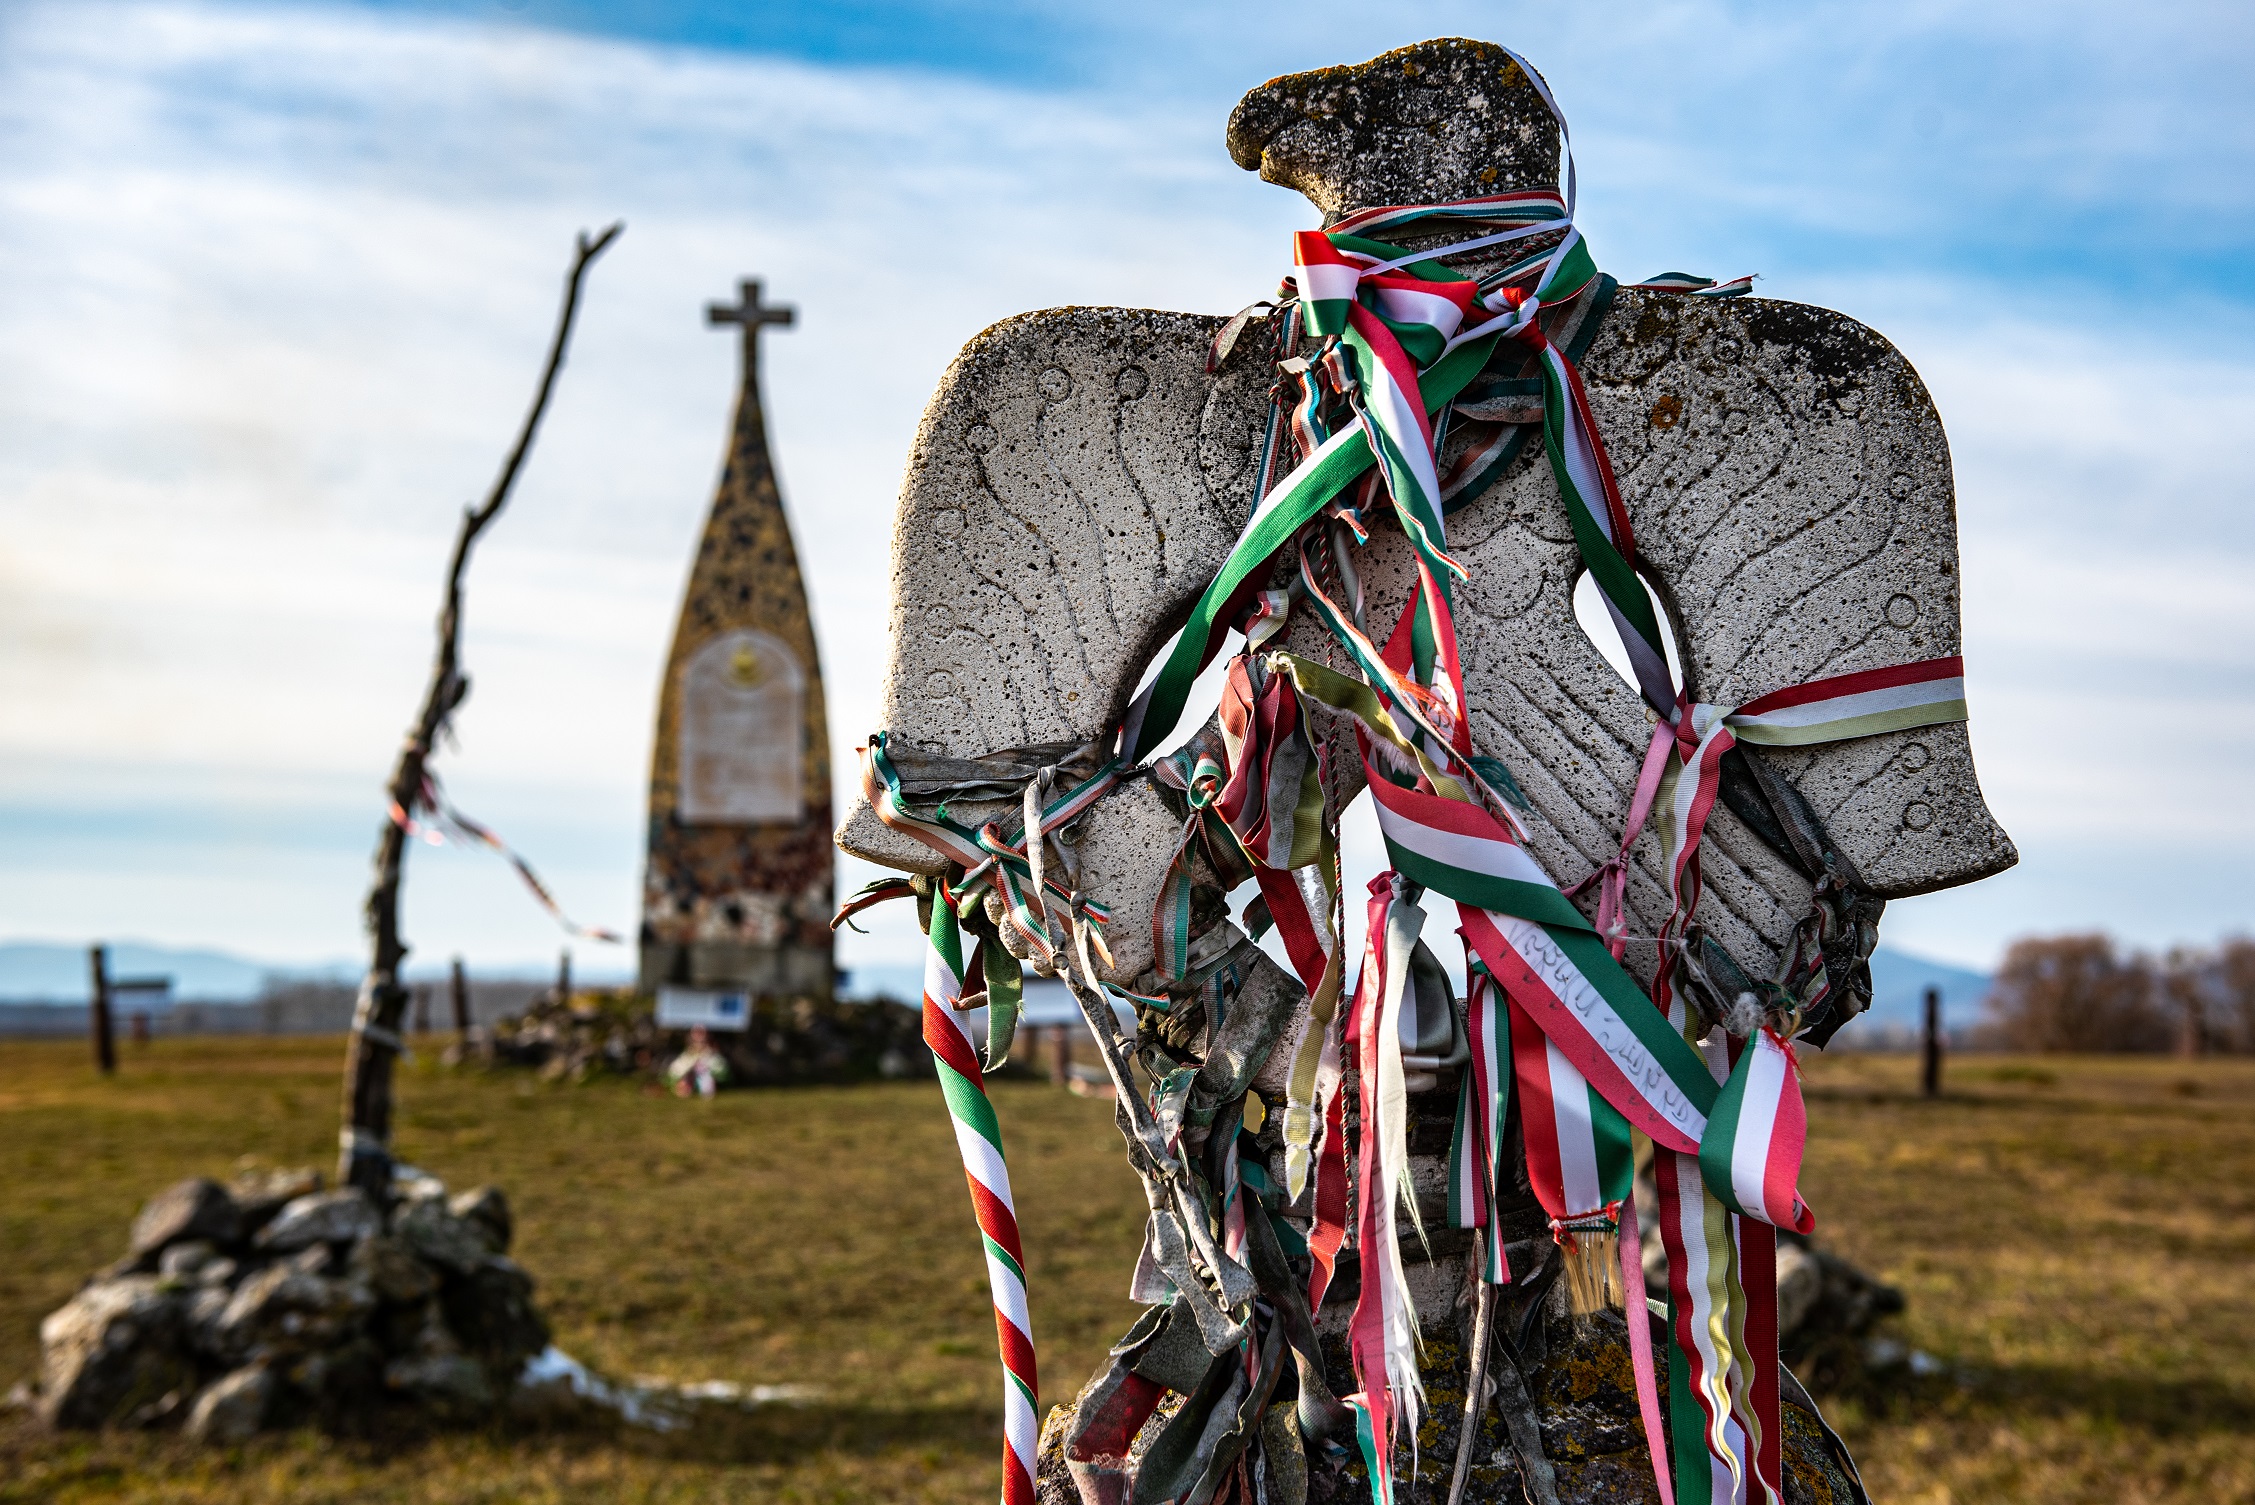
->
[[655, 987, 751, 1032], [111, 977, 174, 1014]]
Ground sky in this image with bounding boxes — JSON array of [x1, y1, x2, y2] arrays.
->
[[0, 0, 2249, 985]]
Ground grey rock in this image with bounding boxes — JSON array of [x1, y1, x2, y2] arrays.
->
[[213, 1260, 375, 1361], [384, 1352, 496, 1418], [158, 1240, 219, 1280], [279, 1336, 384, 1416], [382, 1300, 497, 1418], [195, 1256, 239, 1289], [1776, 1239, 1824, 1339], [129, 1178, 242, 1260], [281, 1242, 338, 1277], [439, 1257, 550, 1380], [448, 1185, 512, 1254], [182, 1284, 235, 1360], [37, 1276, 192, 1429], [349, 1233, 439, 1306], [254, 1189, 379, 1253], [183, 1365, 272, 1444], [393, 1198, 491, 1274], [228, 1166, 322, 1236], [392, 1164, 449, 1204]]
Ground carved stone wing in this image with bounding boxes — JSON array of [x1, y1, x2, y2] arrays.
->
[[836, 306, 1274, 980]]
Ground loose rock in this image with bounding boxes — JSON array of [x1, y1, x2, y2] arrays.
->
[[255, 1189, 380, 1253], [440, 1257, 550, 1380], [129, 1179, 242, 1262], [36, 1165, 575, 1440], [228, 1166, 323, 1237], [37, 1276, 192, 1429], [184, 1364, 272, 1444], [158, 1241, 220, 1280], [393, 1199, 490, 1274], [351, 1233, 439, 1306], [448, 1186, 512, 1254], [213, 1259, 376, 1362]]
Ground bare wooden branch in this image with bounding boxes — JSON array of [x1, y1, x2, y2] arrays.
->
[[339, 222, 623, 1198]]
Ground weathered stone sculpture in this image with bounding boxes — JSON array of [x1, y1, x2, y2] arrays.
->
[[841, 37, 2014, 1505]]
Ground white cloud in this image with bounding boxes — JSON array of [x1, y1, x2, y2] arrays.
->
[[0, 0, 2247, 978], [0, 0, 1298, 972]]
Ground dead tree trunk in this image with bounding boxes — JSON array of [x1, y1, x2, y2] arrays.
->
[[339, 223, 621, 1198]]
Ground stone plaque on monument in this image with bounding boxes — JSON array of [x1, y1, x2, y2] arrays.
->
[[639, 280, 834, 1000], [677, 628, 805, 823]]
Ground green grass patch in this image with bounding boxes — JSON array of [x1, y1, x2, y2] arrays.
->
[[2, 1037, 2252, 1501]]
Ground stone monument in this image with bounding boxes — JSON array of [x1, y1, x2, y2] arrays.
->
[[841, 38, 2014, 1505], [640, 280, 835, 1001]]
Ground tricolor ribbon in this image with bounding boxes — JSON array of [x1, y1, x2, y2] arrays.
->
[[390, 772, 623, 943], [922, 900, 1039, 1505]]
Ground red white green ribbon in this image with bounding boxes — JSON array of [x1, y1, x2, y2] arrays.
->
[[922, 899, 1038, 1505], [1342, 874, 1430, 1501], [862, 731, 1118, 978], [1509, 991, 1635, 1244], [392, 772, 623, 943], [1447, 962, 1512, 1286], [1701, 1029, 1815, 1235]]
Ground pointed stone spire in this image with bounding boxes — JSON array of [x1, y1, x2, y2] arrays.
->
[[638, 279, 834, 1000]]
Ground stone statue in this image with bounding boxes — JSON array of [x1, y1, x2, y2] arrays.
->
[[839, 37, 2014, 1505]]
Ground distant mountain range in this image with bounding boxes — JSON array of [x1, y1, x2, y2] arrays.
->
[[0, 940, 628, 1003], [1863, 947, 1994, 1037]]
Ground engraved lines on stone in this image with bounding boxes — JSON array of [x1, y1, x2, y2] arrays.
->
[[1030, 360, 1130, 656], [1470, 631, 1804, 952], [1610, 344, 1903, 704], [1448, 527, 1805, 964], [946, 349, 1112, 743]]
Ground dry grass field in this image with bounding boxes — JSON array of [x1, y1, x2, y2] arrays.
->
[[2, 1035, 2251, 1503]]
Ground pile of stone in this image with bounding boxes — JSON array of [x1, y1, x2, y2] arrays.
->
[[454, 988, 666, 1082], [33, 1165, 549, 1442], [456, 989, 931, 1087], [711, 994, 931, 1085]]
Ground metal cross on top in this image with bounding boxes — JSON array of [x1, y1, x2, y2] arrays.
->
[[706, 278, 794, 371]]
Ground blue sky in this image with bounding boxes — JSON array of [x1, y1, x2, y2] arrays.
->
[[0, 0, 2249, 981]]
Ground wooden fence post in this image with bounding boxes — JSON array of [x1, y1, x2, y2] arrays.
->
[[1921, 985, 1943, 1098], [88, 944, 116, 1076], [450, 957, 471, 1039]]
